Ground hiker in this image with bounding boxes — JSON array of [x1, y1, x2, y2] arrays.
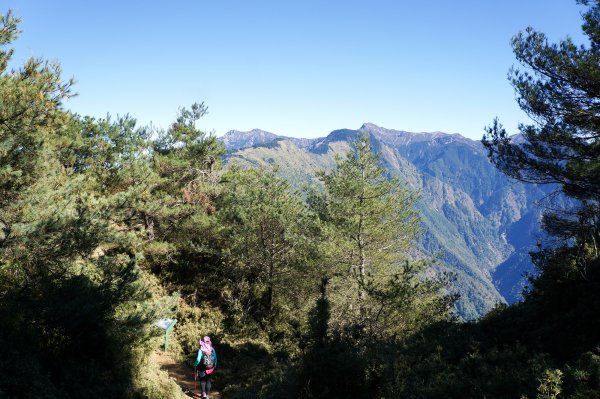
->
[[195, 335, 217, 399]]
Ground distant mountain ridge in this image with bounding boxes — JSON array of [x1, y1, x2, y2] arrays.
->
[[222, 129, 318, 151], [223, 123, 474, 152], [220, 124, 548, 319]]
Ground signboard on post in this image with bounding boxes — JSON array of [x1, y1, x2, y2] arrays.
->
[[154, 318, 177, 352]]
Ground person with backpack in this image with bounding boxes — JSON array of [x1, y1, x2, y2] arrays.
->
[[195, 335, 217, 399]]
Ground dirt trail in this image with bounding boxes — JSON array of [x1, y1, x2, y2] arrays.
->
[[154, 350, 221, 399]]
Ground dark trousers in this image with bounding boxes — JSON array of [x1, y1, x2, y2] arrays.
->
[[199, 373, 212, 395]]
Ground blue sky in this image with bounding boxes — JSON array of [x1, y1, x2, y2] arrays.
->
[[5, 1, 587, 140]]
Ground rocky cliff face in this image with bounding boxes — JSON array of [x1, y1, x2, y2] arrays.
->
[[221, 124, 551, 319]]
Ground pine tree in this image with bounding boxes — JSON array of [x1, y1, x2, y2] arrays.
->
[[216, 166, 319, 342], [482, 0, 600, 365], [483, 1, 600, 251], [315, 133, 452, 340], [483, 1, 600, 295], [0, 13, 160, 397], [145, 103, 226, 291]]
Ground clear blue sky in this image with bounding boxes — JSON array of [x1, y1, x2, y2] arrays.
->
[[5, 1, 588, 140]]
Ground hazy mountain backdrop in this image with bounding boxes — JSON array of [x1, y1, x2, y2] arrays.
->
[[221, 123, 553, 319]]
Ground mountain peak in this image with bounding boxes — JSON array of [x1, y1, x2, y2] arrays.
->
[[221, 129, 321, 151], [357, 123, 474, 147], [221, 124, 477, 153], [221, 129, 279, 151], [360, 122, 381, 130], [223, 128, 276, 138]]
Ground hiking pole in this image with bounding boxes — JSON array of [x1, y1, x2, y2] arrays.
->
[[194, 366, 198, 395]]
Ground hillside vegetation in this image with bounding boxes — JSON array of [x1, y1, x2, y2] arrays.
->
[[225, 123, 552, 318]]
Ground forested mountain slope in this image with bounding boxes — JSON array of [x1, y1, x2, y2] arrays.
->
[[223, 123, 551, 318]]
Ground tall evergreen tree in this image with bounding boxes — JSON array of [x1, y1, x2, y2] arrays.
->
[[0, 13, 162, 398], [145, 103, 226, 294], [482, 0, 600, 370], [216, 166, 319, 343], [483, 0, 600, 295], [315, 133, 452, 340]]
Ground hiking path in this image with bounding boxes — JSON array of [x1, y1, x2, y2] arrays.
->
[[154, 350, 221, 399]]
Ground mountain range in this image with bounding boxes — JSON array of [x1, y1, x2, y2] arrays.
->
[[220, 123, 552, 319]]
